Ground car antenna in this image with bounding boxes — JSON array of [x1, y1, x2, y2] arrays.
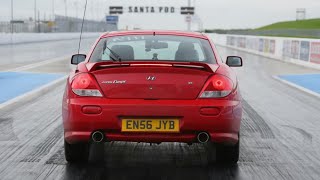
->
[[77, 0, 88, 55]]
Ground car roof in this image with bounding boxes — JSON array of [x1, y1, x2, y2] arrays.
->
[[100, 30, 208, 39]]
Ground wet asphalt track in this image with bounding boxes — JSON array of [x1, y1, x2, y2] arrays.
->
[[1, 40, 320, 179], [0, 38, 95, 71]]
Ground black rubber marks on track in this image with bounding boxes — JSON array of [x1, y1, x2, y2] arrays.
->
[[0, 118, 18, 141], [46, 146, 66, 165], [20, 124, 63, 163], [242, 100, 275, 139]]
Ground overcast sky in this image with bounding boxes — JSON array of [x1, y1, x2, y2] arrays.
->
[[1, 0, 320, 30]]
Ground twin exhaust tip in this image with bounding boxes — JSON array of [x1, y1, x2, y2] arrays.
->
[[92, 131, 210, 144], [197, 132, 210, 143], [91, 131, 104, 143]]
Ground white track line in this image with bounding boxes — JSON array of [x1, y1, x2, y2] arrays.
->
[[273, 75, 320, 99], [6, 55, 70, 72]]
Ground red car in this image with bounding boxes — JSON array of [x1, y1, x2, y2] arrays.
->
[[62, 30, 243, 164]]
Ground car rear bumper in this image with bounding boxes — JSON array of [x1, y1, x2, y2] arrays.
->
[[64, 131, 239, 144], [63, 98, 242, 145]]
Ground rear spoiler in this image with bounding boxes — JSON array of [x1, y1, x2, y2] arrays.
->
[[86, 61, 218, 73]]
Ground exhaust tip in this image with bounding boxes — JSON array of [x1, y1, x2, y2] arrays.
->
[[92, 131, 104, 143], [197, 132, 210, 143]]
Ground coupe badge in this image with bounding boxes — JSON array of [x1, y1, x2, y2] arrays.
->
[[102, 80, 126, 84]]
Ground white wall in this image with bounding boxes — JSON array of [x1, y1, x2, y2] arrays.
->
[[208, 33, 320, 70], [0, 33, 102, 45]]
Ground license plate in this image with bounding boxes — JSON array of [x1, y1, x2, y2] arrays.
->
[[121, 119, 180, 133]]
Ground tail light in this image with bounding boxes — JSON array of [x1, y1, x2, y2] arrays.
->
[[71, 73, 103, 97], [199, 74, 234, 98]]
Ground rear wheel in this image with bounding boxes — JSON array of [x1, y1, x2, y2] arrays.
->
[[64, 140, 90, 163], [207, 135, 240, 164], [215, 141, 239, 164]]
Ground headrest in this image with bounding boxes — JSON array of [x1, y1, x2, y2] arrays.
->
[[110, 45, 134, 60], [178, 42, 195, 50]]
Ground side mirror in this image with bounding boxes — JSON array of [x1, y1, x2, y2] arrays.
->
[[71, 54, 86, 65], [226, 56, 243, 67]]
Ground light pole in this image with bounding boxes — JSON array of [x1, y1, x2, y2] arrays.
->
[[64, 0, 68, 17], [38, 10, 41, 33], [64, 0, 69, 32], [90, 0, 94, 21], [52, 0, 55, 21], [11, 0, 13, 33], [74, 1, 79, 19], [187, 0, 191, 31], [34, 0, 37, 32]]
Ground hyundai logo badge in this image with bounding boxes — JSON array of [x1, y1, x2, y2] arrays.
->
[[147, 76, 156, 81]]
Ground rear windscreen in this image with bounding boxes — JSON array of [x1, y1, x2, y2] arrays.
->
[[90, 35, 216, 63]]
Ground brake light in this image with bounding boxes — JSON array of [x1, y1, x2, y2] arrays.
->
[[71, 73, 103, 97], [199, 75, 234, 98]]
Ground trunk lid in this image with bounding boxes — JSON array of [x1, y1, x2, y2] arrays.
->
[[90, 62, 217, 100]]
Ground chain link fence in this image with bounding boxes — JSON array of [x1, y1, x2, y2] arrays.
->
[[0, 21, 44, 33], [0, 15, 112, 33]]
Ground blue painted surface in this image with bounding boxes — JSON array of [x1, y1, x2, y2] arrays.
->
[[278, 74, 320, 94], [0, 72, 64, 104]]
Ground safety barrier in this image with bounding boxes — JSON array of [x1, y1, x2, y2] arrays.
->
[[208, 33, 320, 70], [0, 32, 101, 45]]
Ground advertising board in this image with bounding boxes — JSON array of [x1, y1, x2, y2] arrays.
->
[[310, 42, 320, 64], [299, 41, 310, 61], [291, 40, 300, 59]]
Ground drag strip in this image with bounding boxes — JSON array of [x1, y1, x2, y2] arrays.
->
[[0, 46, 320, 179], [0, 38, 97, 71], [0, 37, 97, 109]]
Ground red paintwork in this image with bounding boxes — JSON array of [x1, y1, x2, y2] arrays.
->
[[62, 30, 242, 145]]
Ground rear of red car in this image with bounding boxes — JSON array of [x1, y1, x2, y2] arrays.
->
[[62, 31, 242, 164]]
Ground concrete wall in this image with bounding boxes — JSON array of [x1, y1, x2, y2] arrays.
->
[[218, 29, 320, 39], [0, 32, 102, 45], [208, 33, 320, 70]]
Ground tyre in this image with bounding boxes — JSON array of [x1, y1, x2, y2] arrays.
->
[[215, 141, 239, 164], [207, 136, 240, 164], [64, 140, 90, 163]]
